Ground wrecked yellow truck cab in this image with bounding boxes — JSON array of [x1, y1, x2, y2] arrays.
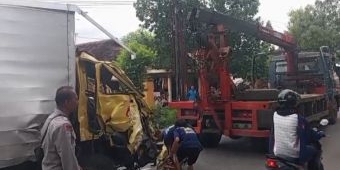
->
[[75, 52, 158, 169]]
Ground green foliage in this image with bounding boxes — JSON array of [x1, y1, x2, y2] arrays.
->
[[253, 42, 275, 79], [288, 0, 340, 51], [152, 106, 177, 129], [116, 29, 157, 89], [134, 0, 272, 79], [209, 0, 259, 19], [134, 0, 206, 69], [121, 29, 156, 50], [209, 0, 272, 79]]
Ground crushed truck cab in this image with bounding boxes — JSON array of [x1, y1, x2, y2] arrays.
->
[[75, 52, 158, 169]]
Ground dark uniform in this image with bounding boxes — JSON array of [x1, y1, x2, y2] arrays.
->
[[173, 127, 203, 165], [163, 125, 175, 149], [40, 109, 80, 170]]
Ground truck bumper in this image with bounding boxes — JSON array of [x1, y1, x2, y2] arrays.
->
[[224, 129, 270, 138]]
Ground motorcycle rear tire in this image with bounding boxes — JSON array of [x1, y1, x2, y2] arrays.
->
[[319, 163, 324, 170]]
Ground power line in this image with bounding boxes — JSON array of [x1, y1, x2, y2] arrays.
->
[[77, 4, 134, 7], [44, 0, 135, 6], [76, 35, 106, 40], [65, 0, 135, 2], [45, 0, 135, 2]]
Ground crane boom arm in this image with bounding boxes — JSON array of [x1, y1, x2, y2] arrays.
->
[[189, 8, 297, 50]]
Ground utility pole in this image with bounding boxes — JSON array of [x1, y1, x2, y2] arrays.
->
[[171, 0, 186, 100]]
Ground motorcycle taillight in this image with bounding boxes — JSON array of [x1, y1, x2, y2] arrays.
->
[[266, 159, 278, 168]]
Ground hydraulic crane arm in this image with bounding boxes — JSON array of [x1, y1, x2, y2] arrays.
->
[[188, 8, 298, 74], [188, 8, 297, 50]]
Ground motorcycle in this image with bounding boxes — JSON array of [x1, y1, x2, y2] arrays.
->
[[265, 119, 328, 170]]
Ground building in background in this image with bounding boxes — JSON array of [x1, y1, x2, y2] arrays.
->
[[77, 39, 122, 61]]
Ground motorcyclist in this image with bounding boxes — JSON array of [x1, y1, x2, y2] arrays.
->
[[269, 89, 325, 168]]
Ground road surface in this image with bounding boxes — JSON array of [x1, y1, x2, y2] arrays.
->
[[194, 118, 340, 170], [145, 117, 340, 170]]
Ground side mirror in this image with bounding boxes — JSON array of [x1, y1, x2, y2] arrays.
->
[[320, 119, 329, 126]]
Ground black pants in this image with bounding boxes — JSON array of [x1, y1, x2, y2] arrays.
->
[[177, 147, 201, 166]]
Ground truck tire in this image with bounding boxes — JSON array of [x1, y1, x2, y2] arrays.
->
[[199, 133, 222, 148], [79, 154, 118, 170]]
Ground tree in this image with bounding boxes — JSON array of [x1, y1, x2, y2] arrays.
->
[[134, 0, 206, 69], [209, 0, 259, 20], [121, 29, 156, 51], [208, 0, 272, 79], [116, 29, 157, 89], [134, 0, 273, 79], [288, 0, 340, 51]]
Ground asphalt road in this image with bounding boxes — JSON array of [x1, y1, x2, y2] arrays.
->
[[194, 137, 267, 170], [143, 115, 340, 170], [193, 118, 340, 170], [143, 116, 340, 170]]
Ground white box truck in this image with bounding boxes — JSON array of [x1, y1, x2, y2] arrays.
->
[[0, 1, 158, 170], [0, 1, 75, 168]]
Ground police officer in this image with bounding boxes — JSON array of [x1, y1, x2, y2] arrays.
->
[[40, 86, 81, 170]]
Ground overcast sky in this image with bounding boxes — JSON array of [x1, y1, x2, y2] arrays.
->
[[68, 0, 316, 44]]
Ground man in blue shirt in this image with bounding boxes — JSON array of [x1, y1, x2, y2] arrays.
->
[[162, 125, 175, 150], [187, 86, 199, 101], [169, 120, 203, 170]]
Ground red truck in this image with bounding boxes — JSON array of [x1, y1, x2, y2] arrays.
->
[[168, 8, 340, 147]]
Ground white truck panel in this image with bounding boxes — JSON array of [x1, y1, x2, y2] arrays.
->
[[0, 4, 75, 168]]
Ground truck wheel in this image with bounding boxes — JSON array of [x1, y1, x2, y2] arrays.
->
[[79, 154, 118, 170], [199, 133, 222, 148]]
